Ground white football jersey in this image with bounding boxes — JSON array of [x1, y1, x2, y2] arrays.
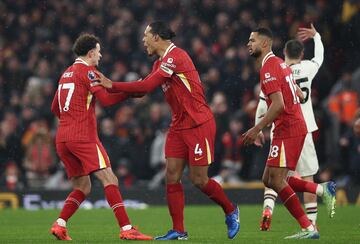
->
[[256, 33, 324, 133], [290, 33, 323, 132]]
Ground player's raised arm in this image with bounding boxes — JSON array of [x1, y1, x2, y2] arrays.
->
[[94, 69, 168, 93], [298, 23, 324, 68]]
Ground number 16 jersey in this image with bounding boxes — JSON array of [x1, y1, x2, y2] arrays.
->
[[260, 52, 307, 139], [55, 58, 102, 143]]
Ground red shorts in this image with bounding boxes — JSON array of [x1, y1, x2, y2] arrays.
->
[[165, 119, 216, 166], [56, 141, 111, 178], [266, 135, 306, 171]]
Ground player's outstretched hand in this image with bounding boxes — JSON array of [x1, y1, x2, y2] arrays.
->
[[242, 126, 261, 146], [254, 131, 265, 147], [94, 70, 113, 88], [298, 23, 317, 42]]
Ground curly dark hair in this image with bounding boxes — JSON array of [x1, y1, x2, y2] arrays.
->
[[72, 33, 100, 56]]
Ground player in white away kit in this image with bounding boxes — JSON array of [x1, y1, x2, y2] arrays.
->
[[256, 24, 325, 231]]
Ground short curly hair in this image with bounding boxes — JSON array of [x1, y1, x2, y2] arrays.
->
[[72, 34, 100, 56]]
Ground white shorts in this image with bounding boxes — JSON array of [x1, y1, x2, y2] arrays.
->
[[293, 132, 319, 177]]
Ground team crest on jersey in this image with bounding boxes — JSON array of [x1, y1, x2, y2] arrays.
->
[[88, 70, 96, 80]]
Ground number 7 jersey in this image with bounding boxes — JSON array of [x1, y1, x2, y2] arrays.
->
[[260, 52, 307, 139], [54, 58, 102, 143]]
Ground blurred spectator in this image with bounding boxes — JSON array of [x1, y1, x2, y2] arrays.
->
[[23, 128, 56, 188]]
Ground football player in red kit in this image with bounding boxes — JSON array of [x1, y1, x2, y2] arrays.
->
[[50, 34, 152, 241], [95, 21, 240, 240], [243, 28, 336, 239]]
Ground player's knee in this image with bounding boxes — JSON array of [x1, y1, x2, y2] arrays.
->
[[166, 170, 181, 183], [190, 175, 207, 189], [77, 183, 91, 196], [262, 175, 271, 188]]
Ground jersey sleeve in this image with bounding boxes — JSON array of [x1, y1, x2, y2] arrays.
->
[[255, 91, 268, 125], [157, 52, 183, 78], [82, 67, 103, 94], [260, 64, 281, 96]]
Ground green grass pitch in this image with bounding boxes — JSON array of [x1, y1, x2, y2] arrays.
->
[[0, 205, 358, 243]]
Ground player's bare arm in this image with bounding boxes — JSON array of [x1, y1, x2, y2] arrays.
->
[[242, 91, 284, 146], [298, 23, 317, 41], [295, 84, 305, 102], [95, 69, 167, 93]]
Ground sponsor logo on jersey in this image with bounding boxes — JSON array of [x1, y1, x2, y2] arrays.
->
[[160, 64, 174, 75], [265, 72, 270, 78], [88, 70, 96, 80], [167, 57, 173, 63], [62, 72, 73, 78], [280, 63, 287, 69], [161, 61, 176, 69]]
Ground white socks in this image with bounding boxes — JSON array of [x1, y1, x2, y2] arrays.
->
[[263, 188, 278, 214], [304, 202, 318, 225], [121, 225, 132, 231], [316, 184, 324, 196], [56, 218, 67, 227]]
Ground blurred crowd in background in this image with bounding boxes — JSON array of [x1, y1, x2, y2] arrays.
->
[[1, 0, 360, 191]]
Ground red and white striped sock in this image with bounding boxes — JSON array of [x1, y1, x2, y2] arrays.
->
[[104, 184, 131, 228], [59, 189, 86, 225]]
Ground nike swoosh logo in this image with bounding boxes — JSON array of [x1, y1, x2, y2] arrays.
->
[[194, 156, 204, 161]]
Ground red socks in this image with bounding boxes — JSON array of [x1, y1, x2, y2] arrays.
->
[[287, 176, 317, 194], [59, 189, 86, 221], [104, 184, 130, 228], [279, 185, 312, 229], [200, 179, 235, 215], [166, 183, 185, 232]]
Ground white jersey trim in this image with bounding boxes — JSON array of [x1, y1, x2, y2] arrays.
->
[[162, 43, 176, 59], [262, 51, 275, 67], [74, 58, 90, 66]]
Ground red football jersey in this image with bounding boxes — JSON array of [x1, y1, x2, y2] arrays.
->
[[260, 52, 307, 138], [153, 43, 213, 129], [55, 58, 102, 143]]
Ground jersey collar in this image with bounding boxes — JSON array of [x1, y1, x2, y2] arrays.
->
[[262, 51, 275, 67], [161, 43, 176, 59], [74, 58, 90, 66]]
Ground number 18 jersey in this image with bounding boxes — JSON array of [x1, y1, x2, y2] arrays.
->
[[260, 52, 307, 139], [55, 58, 102, 143]]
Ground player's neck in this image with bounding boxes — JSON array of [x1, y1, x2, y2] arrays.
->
[[285, 58, 301, 66], [259, 49, 273, 67], [157, 41, 173, 59], [77, 56, 92, 66]]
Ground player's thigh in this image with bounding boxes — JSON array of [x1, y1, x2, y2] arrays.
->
[[183, 119, 216, 166], [56, 142, 85, 178], [267, 136, 305, 171], [66, 141, 111, 175], [165, 128, 188, 160], [267, 166, 289, 191], [296, 133, 319, 177]]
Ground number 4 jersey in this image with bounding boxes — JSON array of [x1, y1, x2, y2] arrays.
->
[[260, 52, 307, 139], [53, 58, 102, 143]]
